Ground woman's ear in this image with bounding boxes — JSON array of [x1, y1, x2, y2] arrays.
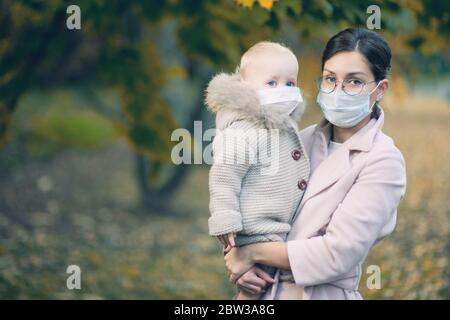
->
[[376, 79, 389, 101]]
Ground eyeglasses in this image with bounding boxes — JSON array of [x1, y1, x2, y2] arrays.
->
[[316, 76, 378, 96]]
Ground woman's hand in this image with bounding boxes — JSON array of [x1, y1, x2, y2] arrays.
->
[[224, 245, 255, 283], [236, 266, 275, 295]]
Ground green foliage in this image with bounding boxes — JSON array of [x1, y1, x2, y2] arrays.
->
[[1, 0, 449, 164], [4, 88, 117, 164], [30, 107, 116, 152]]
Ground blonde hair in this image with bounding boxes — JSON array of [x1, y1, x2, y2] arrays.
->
[[239, 41, 296, 78]]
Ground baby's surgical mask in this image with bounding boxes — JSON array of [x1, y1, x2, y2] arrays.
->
[[258, 86, 305, 117]]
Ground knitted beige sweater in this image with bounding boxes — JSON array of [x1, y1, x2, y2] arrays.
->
[[205, 73, 310, 246]]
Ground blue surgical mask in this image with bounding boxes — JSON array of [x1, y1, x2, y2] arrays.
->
[[316, 82, 381, 128]]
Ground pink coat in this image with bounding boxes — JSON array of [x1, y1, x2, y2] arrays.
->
[[262, 107, 407, 300]]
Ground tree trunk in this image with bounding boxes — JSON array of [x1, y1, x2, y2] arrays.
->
[[134, 59, 213, 213]]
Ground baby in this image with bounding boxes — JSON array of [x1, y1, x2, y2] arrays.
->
[[205, 42, 310, 300]]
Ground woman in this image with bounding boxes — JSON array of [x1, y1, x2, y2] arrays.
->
[[223, 28, 407, 300]]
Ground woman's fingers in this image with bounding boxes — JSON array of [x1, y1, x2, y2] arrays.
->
[[238, 285, 259, 295], [235, 267, 271, 295], [252, 275, 268, 287], [241, 272, 268, 288], [254, 267, 275, 283], [237, 281, 260, 295]]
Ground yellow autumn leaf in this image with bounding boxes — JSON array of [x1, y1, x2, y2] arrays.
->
[[258, 0, 275, 10], [235, 0, 276, 10], [235, 0, 255, 8]]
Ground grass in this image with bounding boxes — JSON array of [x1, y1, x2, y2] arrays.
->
[[0, 93, 449, 299]]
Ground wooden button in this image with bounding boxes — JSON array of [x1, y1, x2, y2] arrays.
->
[[297, 179, 308, 190], [292, 149, 301, 160]]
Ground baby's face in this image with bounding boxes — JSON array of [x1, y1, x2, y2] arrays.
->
[[242, 50, 299, 90]]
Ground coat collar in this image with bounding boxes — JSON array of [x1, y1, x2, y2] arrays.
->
[[291, 105, 385, 236]]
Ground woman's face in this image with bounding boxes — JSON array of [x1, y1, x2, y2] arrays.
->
[[322, 51, 389, 118]]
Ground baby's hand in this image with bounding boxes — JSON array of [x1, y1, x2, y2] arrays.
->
[[217, 232, 236, 253]]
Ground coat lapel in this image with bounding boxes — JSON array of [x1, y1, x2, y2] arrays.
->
[[290, 106, 385, 234], [292, 141, 351, 233], [301, 145, 351, 205]]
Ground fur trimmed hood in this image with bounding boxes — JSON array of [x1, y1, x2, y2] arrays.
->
[[205, 72, 303, 130]]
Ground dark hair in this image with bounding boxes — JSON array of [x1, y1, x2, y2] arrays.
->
[[322, 28, 391, 82]]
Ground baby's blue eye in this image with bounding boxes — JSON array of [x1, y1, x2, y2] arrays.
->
[[286, 81, 295, 87], [267, 80, 277, 87]]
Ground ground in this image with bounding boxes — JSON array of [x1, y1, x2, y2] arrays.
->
[[0, 94, 448, 299]]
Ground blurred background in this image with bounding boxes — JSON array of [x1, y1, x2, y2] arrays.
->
[[0, 0, 448, 299]]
